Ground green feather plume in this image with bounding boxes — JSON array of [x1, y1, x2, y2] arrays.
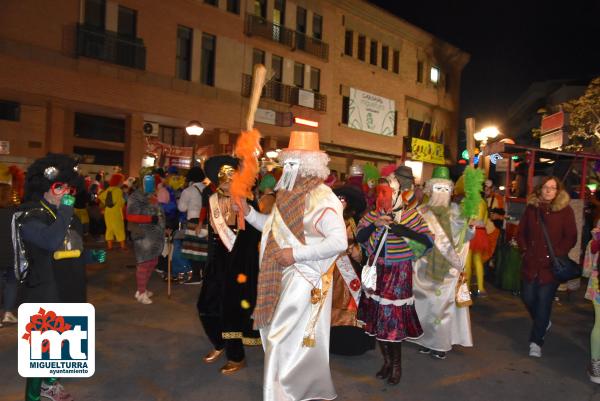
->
[[461, 167, 485, 218]]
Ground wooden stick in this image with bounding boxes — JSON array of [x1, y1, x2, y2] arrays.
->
[[167, 237, 172, 299], [466, 118, 476, 168], [246, 64, 267, 132]]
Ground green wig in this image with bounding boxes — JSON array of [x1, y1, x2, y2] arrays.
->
[[363, 163, 380, 183]]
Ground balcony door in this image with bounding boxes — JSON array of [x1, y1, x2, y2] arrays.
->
[[272, 0, 286, 42]]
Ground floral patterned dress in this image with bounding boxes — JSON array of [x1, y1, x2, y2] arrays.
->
[[357, 209, 431, 342]]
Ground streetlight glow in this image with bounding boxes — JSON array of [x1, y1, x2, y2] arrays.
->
[[185, 120, 204, 136]]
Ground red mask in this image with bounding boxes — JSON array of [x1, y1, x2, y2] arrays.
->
[[376, 184, 393, 213]]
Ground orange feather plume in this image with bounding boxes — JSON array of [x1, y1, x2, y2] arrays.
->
[[231, 128, 262, 230]]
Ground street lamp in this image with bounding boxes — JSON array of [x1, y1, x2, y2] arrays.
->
[[474, 126, 499, 146], [185, 120, 204, 136]]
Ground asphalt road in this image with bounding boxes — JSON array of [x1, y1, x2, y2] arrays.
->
[[1, 247, 599, 401]]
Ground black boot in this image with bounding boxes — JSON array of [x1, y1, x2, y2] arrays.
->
[[375, 340, 391, 379], [387, 342, 402, 385]]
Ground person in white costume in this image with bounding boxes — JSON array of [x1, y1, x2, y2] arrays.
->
[[411, 166, 474, 359], [240, 131, 347, 401]]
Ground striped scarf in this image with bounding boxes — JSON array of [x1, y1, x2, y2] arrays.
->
[[252, 176, 322, 329]]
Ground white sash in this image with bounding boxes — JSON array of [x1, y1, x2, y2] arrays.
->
[[418, 206, 463, 269], [209, 193, 237, 252], [336, 255, 361, 307]]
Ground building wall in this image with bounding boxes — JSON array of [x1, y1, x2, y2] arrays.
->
[[0, 0, 468, 176]]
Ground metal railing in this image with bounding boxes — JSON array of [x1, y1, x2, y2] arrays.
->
[[76, 24, 146, 70], [244, 14, 328, 61], [241, 74, 326, 112]]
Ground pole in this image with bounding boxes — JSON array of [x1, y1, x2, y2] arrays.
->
[[466, 118, 476, 168], [167, 235, 172, 299]]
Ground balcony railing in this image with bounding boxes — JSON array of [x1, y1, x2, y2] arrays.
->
[[76, 24, 146, 70], [242, 74, 327, 112], [245, 14, 329, 61]]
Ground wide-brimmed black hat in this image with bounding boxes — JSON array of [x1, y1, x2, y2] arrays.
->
[[334, 185, 367, 216], [204, 155, 239, 184], [186, 166, 206, 183]]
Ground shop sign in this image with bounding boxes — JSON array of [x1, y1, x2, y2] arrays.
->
[[410, 138, 445, 165], [348, 88, 395, 136], [540, 130, 567, 149], [541, 111, 567, 134]]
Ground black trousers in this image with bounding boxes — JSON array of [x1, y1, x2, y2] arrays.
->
[[198, 312, 245, 362]]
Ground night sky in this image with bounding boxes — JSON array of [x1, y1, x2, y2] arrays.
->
[[368, 0, 600, 129]]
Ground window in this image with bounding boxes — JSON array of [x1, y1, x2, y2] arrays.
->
[[117, 6, 136, 37], [294, 62, 304, 88], [159, 126, 191, 147], [430, 66, 440, 84], [253, 48, 265, 70], [0, 101, 20, 121], [393, 50, 400, 73], [344, 30, 353, 56], [272, 55, 283, 82], [84, 0, 105, 29], [273, 0, 285, 26], [341, 96, 349, 124], [357, 35, 366, 61], [381, 46, 389, 70], [204, 0, 218, 6], [254, 0, 267, 18], [313, 13, 322, 40], [226, 0, 240, 14], [201, 33, 216, 86], [74, 113, 125, 143], [296, 6, 307, 33], [370, 40, 377, 66], [176, 26, 192, 81], [74, 147, 124, 166], [310, 67, 320, 92], [417, 61, 424, 83]]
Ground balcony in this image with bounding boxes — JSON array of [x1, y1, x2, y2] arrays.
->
[[241, 74, 327, 112], [76, 24, 146, 70], [244, 14, 329, 61]]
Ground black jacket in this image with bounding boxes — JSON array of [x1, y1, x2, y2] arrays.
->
[[0, 206, 17, 270]]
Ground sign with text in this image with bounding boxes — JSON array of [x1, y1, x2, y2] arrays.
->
[[255, 108, 277, 125], [298, 89, 315, 109], [410, 137, 445, 165], [348, 88, 396, 136], [541, 111, 567, 134], [540, 130, 567, 149]]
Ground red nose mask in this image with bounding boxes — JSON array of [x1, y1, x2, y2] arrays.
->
[[376, 184, 393, 213]]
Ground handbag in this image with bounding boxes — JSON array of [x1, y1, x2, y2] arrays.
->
[[455, 272, 473, 307], [361, 227, 388, 293], [538, 210, 582, 283]]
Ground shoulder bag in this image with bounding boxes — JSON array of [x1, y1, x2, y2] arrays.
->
[[361, 227, 388, 293], [538, 209, 582, 282]]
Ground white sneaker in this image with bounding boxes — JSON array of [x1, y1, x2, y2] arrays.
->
[[2, 311, 17, 324], [40, 381, 74, 401], [134, 290, 153, 299], [136, 292, 153, 305], [529, 342, 542, 358]]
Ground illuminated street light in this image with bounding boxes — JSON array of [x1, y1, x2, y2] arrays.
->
[[185, 120, 204, 136], [474, 126, 500, 144]]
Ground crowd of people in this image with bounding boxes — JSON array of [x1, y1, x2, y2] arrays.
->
[[1, 132, 600, 400]]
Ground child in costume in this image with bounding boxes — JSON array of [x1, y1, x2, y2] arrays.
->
[[98, 173, 127, 250]]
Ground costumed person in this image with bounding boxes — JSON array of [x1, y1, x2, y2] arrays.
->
[[346, 164, 364, 191], [482, 179, 505, 266], [258, 174, 277, 214], [0, 164, 22, 325], [240, 131, 347, 401], [330, 185, 374, 356], [411, 166, 474, 359], [362, 163, 380, 212], [456, 176, 489, 296], [584, 222, 600, 383], [98, 172, 127, 250], [196, 155, 261, 374], [356, 165, 432, 385], [178, 166, 207, 283], [126, 173, 165, 305], [14, 154, 105, 401]]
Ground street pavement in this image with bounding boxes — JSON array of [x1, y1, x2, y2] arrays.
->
[[1, 246, 599, 401]]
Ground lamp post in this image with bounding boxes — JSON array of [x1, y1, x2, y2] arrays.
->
[[185, 120, 204, 167], [474, 126, 500, 174]]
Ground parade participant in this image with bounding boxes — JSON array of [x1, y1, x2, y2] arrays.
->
[[240, 131, 347, 400], [197, 155, 261, 375], [362, 163, 380, 212], [126, 173, 165, 305], [483, 179, 505, 264], [258, 174, 276, 214], [347, 164, 364, 191], [330, 185, 374, 356], [178, 166, 207, 282], [98, 172, 127, 250], [584, 222, 600, 383], [15, 153, 105, 401], [411, 166, 474, 360], [356, 165, 432, 385]]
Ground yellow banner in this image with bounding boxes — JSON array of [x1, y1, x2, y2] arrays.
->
[[411, 138, 445, 165]]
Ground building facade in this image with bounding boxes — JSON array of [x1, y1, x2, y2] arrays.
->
[[0, 0, 468, 179]]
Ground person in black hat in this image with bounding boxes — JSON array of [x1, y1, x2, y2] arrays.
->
[[330, 186, 375, 356], [15, 153, 106, 401], [197, 155, 261, 374]]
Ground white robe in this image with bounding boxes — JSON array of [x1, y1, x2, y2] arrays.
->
[[411, 203, 474, 352], [246, 184, 347, 401]]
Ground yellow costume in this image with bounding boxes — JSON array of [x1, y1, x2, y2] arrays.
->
[[465, 199, 489, 295], [98, 186, 126, 248]]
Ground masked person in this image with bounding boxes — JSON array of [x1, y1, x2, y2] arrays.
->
[[241, 131, 347, 401], [411, 166, 474, 360], [15, 153, 105, 401], [126, 173, 165, 305], [356, 165, 432, 385], [197, 155, 261, 375], [98, 173, 127, 251]]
